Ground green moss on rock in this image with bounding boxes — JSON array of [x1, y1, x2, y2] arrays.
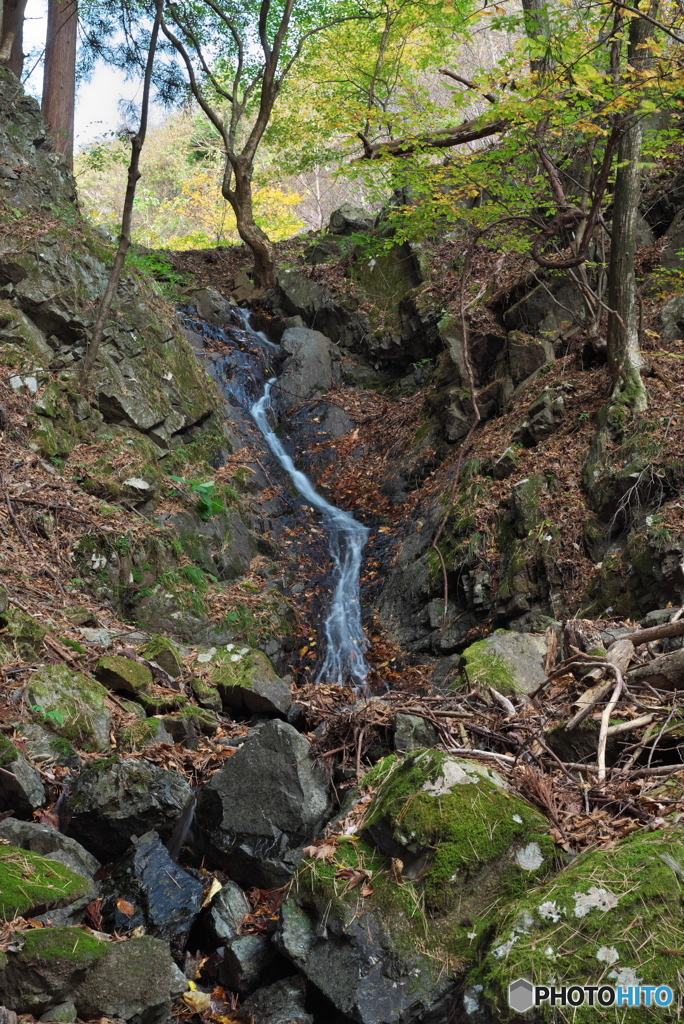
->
[[0, 608, 47, 659], [20, 925, 107, 965], [27, 663, 112, 752], [0, 845, 91, 920], [478, 828, 684, 1022], [95, 655, 153, 695]]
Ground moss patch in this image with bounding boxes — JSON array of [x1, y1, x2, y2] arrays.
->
[[20, 925, 107, 965], [0, 845, 91, 920], [0, 608, 47, 659], [27, 663, 112, 752], [478, 828, 684, 1022]]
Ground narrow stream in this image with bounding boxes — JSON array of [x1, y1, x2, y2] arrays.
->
[[182, 304, 370, 690]]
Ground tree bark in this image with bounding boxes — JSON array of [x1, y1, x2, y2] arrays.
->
[[606, 4, 656, 411], [223, 159, 277, 290], [0, 0, 28, 75], [81, 1, 162, 381], [42, 0, 78, 169]]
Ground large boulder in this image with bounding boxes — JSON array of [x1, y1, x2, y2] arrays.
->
[[196, 720, 332, 886], [460, 629, 549, 696], [196, 645, 292, 716], [26, 663, 112, 752], [0, 927, 187, 1024], [64, 756, 192, 861], [279, 751, 553, 1024], [473, 828, 684, 1023], [0, 736, 45, 816], [328, 203, 375, 235], [100, 831, 203, 942]]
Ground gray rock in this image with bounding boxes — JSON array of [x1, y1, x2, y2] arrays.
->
[[191, 286, 235, 324], [0, 817, 100, 878], [328, 203, 375, 235], [659, 293, 684, 341], [393, 713, 438, 753], [461, 629, 548, 696], [0, 737, 45, 815], [196, 720, 332, 887], [26, 663, 112, 753], [272, 327, 334, 415], [76, 934, 188, 1024], [507, 332, 554, 385], [640, 608, 676, 628], [12, 723, 82, 769], [65, 757, 193, 861], [661, 207, 684, 270], [100, 831, 203, 942], [206, 881, 251, 944], [219, 934, 275, 994], [504, 278, 584, 339], [242, 977, 313, 1024], [512, 387, 565, 447], [39, 1000, 77, 1023]]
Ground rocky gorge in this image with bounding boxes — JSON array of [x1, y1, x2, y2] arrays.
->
[[2, 65, 684, 1024]]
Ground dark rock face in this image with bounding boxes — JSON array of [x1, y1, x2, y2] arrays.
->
[[205, 881, 251, 945], [218, 934, 275, 994], [196, 720, 332, 887], [100, 831, 204, 942], [242, 977, 313, 1024], [65, 757, 193, 861], [0, 737, 45, 816]]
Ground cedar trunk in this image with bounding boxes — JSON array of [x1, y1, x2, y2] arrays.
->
[[42, 0, 78, 169], [0, 0, 28, 75]]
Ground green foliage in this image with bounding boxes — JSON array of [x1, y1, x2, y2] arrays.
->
[[170, 476, 224, 521], [29, 703, 66, 728]]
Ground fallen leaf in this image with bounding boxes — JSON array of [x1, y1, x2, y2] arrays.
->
[[390, 858, 404, 882], [182, 989, 212, 1013], [202, 877, 222, 908], [303, 839, 337, 861], [361, 883, 374, 897], [335, 867, 371, 892], [116, 899, 135, 916]]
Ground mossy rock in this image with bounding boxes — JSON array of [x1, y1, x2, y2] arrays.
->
[[0, 846, 92, 920], [0, 925, 107, 1015], [461, 630, 548, 696], [202, 645, 291, 715], [363, 750, 554, 916], [0, 734, 46, 813], [141, 634, 185, 677], [476, 828, 684, 1022], [118, 716, 173, 751], [27, 663, 112, 752], [0, 608, 47, 659], [95, 655, 154, 695], [190, 676, 222, 712]]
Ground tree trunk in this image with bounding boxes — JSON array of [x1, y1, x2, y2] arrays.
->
[[0, 0, 28, 75], [81, 1, 162, 381], [606, 6, 656, 411], [42, 0, 78, 169], [224, 159, 277, 290]]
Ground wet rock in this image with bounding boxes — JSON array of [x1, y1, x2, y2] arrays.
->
[[65, 756, 193, 861], [461, 629, 548, 695], [0, 817, 100, 879], [393, 713, 438, 753], [95, 654, 154, 696], [241, 977, 313, 1024], [0, 844, 92, 919], [27, 663, 112, 752], [196, 720, 332, 887], [190, 287, 236, 325], [0, 736, 45, 815], [219, 934, 275, 994], [206, 881, 251, 944], [272, 327, 335, 415], [281, 750, 552, 1024], [100, 831, 203, 942], [328, 203, 375, 235], [0, 926, 187, 1023]]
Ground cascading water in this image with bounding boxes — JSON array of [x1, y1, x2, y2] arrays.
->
[[182, 304, 370, 690], [251, 379, 370, 689]]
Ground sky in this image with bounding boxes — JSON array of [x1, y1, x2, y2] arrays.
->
[[23, 0, 166, 151]]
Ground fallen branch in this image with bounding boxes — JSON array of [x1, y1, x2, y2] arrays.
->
[[624, 620, 684, 646], [606, 713, 655, 736], [598, 670, 625, 782]]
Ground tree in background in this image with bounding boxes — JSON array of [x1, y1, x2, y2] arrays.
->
[[0, 0, 29, 75], [159, 0, 383, 289], [42, 0, 79, 168]]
